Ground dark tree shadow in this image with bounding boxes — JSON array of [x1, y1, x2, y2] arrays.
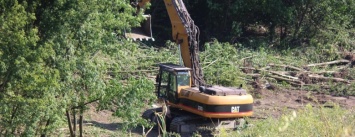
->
[[83, 120, 160, 137], [84, 121, 121, 131]]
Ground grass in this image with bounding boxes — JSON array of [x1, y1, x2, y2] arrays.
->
[[55, 102, 355, 137], [231, 104, 355, 137]]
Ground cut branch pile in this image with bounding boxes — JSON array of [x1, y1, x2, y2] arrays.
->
[[241, 54, 355, 91]]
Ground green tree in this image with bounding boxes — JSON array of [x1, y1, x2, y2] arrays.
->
[[0, 0, 63, 136], [183, 0, 354, 48], [1, 0, 156, 136]]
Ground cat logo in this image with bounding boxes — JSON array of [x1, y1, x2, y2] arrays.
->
[[198, 105, 203, 111], [231, 106, 240, 113]]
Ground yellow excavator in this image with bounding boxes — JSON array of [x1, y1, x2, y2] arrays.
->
[[126, 0, 253, 134]]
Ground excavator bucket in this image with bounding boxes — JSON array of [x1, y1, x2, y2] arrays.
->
[[125, 15, 154, 41]]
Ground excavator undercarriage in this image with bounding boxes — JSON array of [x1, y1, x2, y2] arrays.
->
[[142, 105, 248, 136]]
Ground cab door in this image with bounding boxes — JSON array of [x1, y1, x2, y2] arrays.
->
[[157, 69, 178, 103], [166, 72, 178, 103]]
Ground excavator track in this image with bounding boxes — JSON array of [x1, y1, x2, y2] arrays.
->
[[170, 115, 198, 134], [169, 112, 245, 136], [143, 107, 248, 136]]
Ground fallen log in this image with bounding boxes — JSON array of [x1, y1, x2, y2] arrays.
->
[[245, 73, 261, 77], [306, 59, 350, 67], [269, 71, 299, 80], [268, 63, 304, 71], [268, 75, 304, 85], [312, 71, 337, 74], [240, 67, 300, 80], [308, 74, 351, 84]]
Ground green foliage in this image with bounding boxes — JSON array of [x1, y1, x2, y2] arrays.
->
[[237, 105, 355, 137], [1, 0, 353, 136], [101, 77, 156, 130], [0, 0, 62, 135], [199, 39, 353, 93], [310, 0, 355, 50], [162, 0, 355, 48], [0, 0, 157, 136], [200, 40, 248, 87], [38, 0, 154, 135], [155, 112, 168, 137], [330, 83, 355, 96], [306, 82, 355, 97]]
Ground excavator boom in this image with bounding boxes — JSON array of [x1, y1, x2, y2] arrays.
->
[[127, 0, 204, 86]]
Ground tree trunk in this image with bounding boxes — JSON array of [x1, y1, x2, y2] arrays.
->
[[293, 0, 311, 40], [6, 105, 18, 136], [66, 110, 74, 137], [269, 22, 276, 42], [40, 119, 51, 137], [73, 109, 76, 135], [79, 108, 84, 137]]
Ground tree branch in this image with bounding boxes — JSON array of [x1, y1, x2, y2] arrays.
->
[[71, 99, 100, 110]]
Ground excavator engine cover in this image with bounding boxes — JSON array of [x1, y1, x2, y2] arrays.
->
[[199, 86, 247, 96]]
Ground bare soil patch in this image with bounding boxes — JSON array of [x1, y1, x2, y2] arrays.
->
[[253, 89, 355, 119]]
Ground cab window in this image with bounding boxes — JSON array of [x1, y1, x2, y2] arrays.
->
[[177, 71, 190, 86], [159, 70, 169, 97], [167, 73, 177, 103]]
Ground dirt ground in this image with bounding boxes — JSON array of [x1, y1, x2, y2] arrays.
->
[[81, 89, 355, 136], [252, 89, 355, 119]]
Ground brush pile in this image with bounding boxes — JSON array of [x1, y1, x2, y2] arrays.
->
[[241, 52, 355, 95]]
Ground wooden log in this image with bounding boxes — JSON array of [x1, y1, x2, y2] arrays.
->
[[268, 63, 304, 71], [269, 71, 299, 80], [268, 75, 304, 84], [245, 73, 261, 77], [312, 71, 336, 74], [306, 60, 350, 67], [240, 67, 300, 80], [308, 74, 351, 84]]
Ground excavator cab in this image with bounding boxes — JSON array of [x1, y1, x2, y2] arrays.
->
[[124, 15, 154, 41], [156, 63, 191, 103]]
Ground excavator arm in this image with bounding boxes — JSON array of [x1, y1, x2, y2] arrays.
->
[[128, 0, 205, 86]]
